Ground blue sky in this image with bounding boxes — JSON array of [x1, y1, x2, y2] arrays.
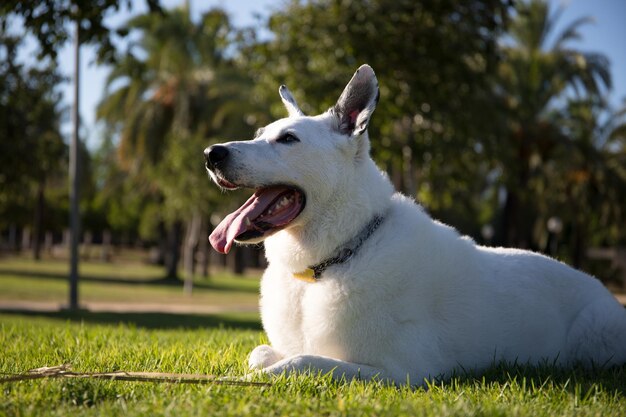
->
[[551, 0, 626, 105], [24, 0, 626, 149]]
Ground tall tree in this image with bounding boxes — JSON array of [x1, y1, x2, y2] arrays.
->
[[542, 98, 626, 267], [1, 0, 162, 309], [242, 0, 513, 235], [98, 7, 258, 281], [493, 0, 611, 248], [0, 33, 66, 259]]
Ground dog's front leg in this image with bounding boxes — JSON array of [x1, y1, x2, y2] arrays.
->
[[261, 354, 391, 383], [248, 344, 284, 370]]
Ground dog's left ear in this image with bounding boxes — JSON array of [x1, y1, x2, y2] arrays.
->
[[333, 64, 379, 136], [279, 85, 305, 117]]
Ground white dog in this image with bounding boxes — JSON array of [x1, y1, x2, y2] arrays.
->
[[204, 65, 626, 385]]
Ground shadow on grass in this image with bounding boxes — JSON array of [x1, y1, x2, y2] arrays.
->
[[0, 308, 262, 331], [0, 268, 259, 293], [434, 361, 626, 397]]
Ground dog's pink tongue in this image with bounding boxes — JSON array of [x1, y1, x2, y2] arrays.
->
[[209, 187, 286, 254]]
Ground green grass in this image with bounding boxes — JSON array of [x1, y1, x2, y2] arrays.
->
[[1, 315, 626, 416], [0, 256, 260, 309], [1, 256, 626, 416]]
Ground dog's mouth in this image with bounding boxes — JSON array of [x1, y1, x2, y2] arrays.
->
[[215, 176, 239, 190], [209, 185, 306, 254]]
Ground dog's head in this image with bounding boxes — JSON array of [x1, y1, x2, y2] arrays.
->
[[204, 64, 379, 254]]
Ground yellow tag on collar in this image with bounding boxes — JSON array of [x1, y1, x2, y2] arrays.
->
[[293, 268, 317, 283]]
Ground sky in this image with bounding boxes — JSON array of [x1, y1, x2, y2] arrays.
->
[[17, 0, 626, 149], [52, 0, 279, 148], [551, 0, 626, 105]]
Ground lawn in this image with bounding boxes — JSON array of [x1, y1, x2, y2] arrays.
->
[[1, 314, 626, 417], [0, 256, 260, 311], [1, 256, 626, 416]]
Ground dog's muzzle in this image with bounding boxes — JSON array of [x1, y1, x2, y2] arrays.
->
[[204, 145, 229, 171]]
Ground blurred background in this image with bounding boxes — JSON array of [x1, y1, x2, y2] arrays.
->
[[1, 0, 625, 316]]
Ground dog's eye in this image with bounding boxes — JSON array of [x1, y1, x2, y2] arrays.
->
[[276, 133, 300, 144]]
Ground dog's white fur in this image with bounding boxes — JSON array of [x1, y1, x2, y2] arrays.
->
[[209, 65, 626, 385]]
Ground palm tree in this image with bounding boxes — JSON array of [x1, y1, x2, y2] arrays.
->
[[98, 6, 257, 281], [98, 7, 251, 164], [544, 98, 626, 267], [494, 0, 611, 248]]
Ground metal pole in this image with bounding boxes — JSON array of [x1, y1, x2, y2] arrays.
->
[[68, 19, 81, 310]]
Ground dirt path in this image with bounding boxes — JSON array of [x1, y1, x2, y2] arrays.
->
[[1, 294, 624, 316]]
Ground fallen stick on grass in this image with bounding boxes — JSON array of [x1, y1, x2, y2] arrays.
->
[[0, 364, 271, 387]]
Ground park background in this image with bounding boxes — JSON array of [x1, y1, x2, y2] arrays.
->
[[2, 1, 626, 416], [1, 0, 625, 310]]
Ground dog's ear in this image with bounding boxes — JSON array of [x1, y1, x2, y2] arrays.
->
[[279, 85, 305, 117], [333, 64, 379, 136]]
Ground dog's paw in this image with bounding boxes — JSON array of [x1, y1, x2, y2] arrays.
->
[[248, 344, 282, 370], [262, 356, 305, 376]]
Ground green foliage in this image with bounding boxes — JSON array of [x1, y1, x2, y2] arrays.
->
[[2, 0, 626, 275], [96, 6, 259, 225], [541, 98, 626, 264], [0, 33, 67, 231], [489, 0, 626, 263], [0, 0, 162, 62], [241, 0, 513, 235]]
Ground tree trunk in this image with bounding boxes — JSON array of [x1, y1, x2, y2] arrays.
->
[[199, 218, 210, 278], [32, 180, 45, 260], [8, 224, 17, 251], [21, 227, 31, 251], [183, 211, 202, 295], [101, 230, 112, 262], [227, 246, 246, 275], [502, 128, 535, 249], [234, 246, 245, 275], [502, 189, 519, 247], [572, 219, 585, 269], [44, 231, 53, 255], [82, 230, 92, 260], [165, 221, 182, 280], [68, 18, 81, 310], [156, 222, 167, 265]]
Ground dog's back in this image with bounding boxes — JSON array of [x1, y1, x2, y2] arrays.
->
[[473, 245, 626, 368]]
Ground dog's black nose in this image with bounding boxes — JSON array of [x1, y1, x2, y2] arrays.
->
[[204, 145, 229, 170]]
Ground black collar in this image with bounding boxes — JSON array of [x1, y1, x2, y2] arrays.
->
[[293, 214, 385, 282]]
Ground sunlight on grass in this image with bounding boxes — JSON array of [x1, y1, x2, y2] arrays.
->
[[0, 255, 260, 310], [2, 256, 625, 416], [1, 315, 625, 417]]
